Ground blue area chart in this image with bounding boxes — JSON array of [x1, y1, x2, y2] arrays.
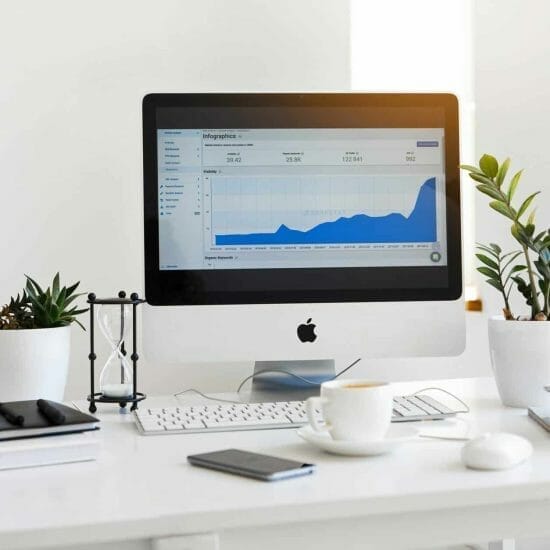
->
[[215, 177, 437, 246]]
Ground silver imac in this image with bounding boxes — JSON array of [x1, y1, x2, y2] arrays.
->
[[142, 93, 464, 399]]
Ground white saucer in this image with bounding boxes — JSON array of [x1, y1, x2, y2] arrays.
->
[[297, 424, 418, 456]]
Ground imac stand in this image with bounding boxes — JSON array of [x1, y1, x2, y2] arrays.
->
[[249, 359, 335, 402]]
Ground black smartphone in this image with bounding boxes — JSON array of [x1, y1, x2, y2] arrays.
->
[[187, 449, 316, 481], [528, 407, 550, 432]]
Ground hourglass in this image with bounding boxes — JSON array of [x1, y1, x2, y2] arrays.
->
[[87, 291, 146, 413]]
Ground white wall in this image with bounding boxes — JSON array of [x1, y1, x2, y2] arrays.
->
[[348, 2, 491, 382], [0, 0, 351, 399], [475, 9, 550, 546], [474, 0, 550, 319], [350, 0, 476, 287]]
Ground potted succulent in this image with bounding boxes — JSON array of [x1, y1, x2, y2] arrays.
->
[[0, 274, 87, 401], [462, 155, 550, 407]]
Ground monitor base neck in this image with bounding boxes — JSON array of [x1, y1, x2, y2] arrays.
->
[[249, 359, 335, 402]]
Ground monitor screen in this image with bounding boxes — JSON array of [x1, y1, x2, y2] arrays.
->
[[157, 127, 446, 271], [143, 94, 461, 305]]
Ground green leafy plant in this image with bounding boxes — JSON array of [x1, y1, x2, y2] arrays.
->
[[0, 273, 87, 330], [462, 155, 550, 320], [475, 243, 525, 320]]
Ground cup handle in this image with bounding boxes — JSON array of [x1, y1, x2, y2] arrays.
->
[[306, 396, 329, 432]]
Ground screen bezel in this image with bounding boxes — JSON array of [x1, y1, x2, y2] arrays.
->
[[143, 93, 461, 305]]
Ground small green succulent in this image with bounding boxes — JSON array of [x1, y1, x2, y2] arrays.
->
[[0, 274, 87, 330], [25, 273, 88, 330]]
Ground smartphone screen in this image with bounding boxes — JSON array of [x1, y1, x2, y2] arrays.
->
[[188, 448, 316, 481]]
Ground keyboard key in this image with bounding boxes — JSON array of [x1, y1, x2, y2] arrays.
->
[[392, 404, 409, 417], [392, 397, 427, 417], [183, 420, 206, 429], [166, 424, 184, 431], [416, 394, 454, 414], [287, 414, 307, 424], [140, 422, 166, 432], [407, 395, 442, 415]]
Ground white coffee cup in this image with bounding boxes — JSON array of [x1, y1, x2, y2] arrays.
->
[[306, 379, 392, 441]]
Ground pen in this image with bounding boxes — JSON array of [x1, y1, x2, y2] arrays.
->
[[0, 403, 25, 426], [37, 399, 66, 425]]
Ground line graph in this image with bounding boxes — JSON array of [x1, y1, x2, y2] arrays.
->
[[211, 175, 438, 245]]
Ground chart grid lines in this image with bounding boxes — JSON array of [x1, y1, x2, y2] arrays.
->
[[212, 175, 439, 246]]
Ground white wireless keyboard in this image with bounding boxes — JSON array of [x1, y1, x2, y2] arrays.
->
[[135, 394, 459, 435]]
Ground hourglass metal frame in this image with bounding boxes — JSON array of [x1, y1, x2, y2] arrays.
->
[[87, 291, 146, 413]]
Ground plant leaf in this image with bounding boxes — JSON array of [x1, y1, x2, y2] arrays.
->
[[495, 157, 511, 188], [485, 278, 504, 292], [490, 200, 516, 220], [534, 230, 546, 243], [500, 249, 520, 259], [477, 266, 500, 279], [511, 223, 532, 245], [475, 253, 499, 270], [534, 259, 550, 279], [56, 287, 67, 308], [460, 164, 483, 174], [479, 154, 499, 178], [476, 243, 499, 257], [507, 170, 523, 202], [65, 281, 80, 297], [25, 275, 43, 296], [476, 184, 506, 201], [489, 243, 502, 255], [517, 192, 540, 220], [468, 172, 496, 186], [501, 251, 522, 272], [52, 272, 60, 299]]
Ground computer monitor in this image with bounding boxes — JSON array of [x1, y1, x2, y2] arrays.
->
[[142, 93, 464, 398]]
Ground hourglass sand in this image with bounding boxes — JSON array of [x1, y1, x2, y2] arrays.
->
[[97, 302, 133, 398]]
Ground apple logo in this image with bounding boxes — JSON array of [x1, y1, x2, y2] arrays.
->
[[297, 318, 317, 343]]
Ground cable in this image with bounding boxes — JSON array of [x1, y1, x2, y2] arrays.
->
[[418, 417, 473, 441], [418, 433, 470, 441], [236, 369, 321, 394], [175, 358, 363, 404], [332, 357, 363, 379], [236, 357, 363, 393], [408, 387, 471, 441], [174, 388, 244, 404], [408, 386, 470, 414]]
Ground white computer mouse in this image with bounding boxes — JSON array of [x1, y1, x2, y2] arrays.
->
[[461, 432, 533, 470]]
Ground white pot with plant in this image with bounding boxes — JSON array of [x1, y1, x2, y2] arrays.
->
[[0, 274, 87, 401], [463, 155, 550, 408]]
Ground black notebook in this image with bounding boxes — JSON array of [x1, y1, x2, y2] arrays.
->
[[0, 400, 99, 441]]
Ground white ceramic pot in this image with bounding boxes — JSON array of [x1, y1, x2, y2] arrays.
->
[[488, 316, 550, 408], [0, 326, 71, 401]]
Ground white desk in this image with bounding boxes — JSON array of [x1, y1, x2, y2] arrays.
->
[[1, 378, 550, 550]]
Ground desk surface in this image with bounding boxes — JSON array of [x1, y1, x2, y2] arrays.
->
[[2, 377, 550, 550]]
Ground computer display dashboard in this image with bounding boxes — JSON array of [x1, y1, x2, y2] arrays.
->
[[158, 127, 446, 271], [143, 94, 461, 305]]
